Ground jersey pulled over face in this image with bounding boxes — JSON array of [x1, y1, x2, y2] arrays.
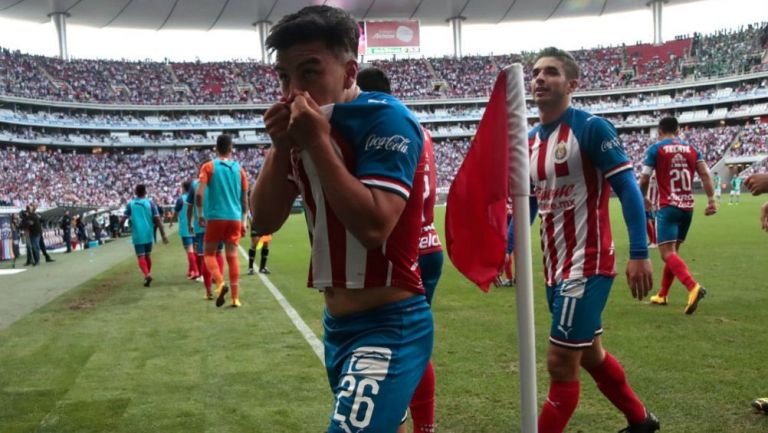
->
[[529, 107, 632, 286], [642, 137, 702, 210], [289, 91, 426, 293]]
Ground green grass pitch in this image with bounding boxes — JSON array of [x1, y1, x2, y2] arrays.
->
[[1, 194, 767, 432]]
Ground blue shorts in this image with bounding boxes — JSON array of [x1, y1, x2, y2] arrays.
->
[[133, 242, 153, 256], [546, 275, 613, 349], [181, 236, 195, 247], [194, 233, 223, 254], [418, 250, 444, 305], [655, 206, 692, 245], [324, 296, 433, 433]]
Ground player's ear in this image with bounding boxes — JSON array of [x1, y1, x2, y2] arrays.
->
[[343, 59, 359, 90], [567, 77, 578, 94]]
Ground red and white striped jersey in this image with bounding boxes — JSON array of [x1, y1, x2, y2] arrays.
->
[[418, 129, 442, 255], [289, 92, 426, 294], [529, 108, 633, 286]]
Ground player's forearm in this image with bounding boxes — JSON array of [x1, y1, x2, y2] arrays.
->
[[638, 174, 649, 198], [250, 148, 297, 234], [307, 141, 400, 249], [185, 206, 193, 229], [700, 173, 715, 200], [609, 170, 649, 259]]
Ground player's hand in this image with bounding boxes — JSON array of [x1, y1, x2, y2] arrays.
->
[[287, 91, 330, 151], [264, 101, 295, 152], [162, 236, 169, 245], [745, 173, 768, 196], [197, 217, 206, 228], [240, 223, 246, 237], [761, 202, 768, 232], [188, 224, 194, 235], [704, 198, 717, 216], [626, 258, 653, 300]]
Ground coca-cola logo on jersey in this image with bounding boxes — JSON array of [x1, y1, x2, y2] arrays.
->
[[365, 134, 410, 153]]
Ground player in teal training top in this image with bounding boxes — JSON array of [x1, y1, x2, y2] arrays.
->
[[121, 184, 168, 287]]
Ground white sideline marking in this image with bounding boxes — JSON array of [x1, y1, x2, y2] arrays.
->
[[0, 269, 26, 275], [237, 245, 324, 363]]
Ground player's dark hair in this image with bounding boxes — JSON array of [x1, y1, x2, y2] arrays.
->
[[181, 180, 191, 192], [216, 134, 233, 155], [658, 117, 679, 134], [266, 5, 359, 60], [135, 184, 147, 197], [535, 47, 580, 80], [357, 67, 391, 94]]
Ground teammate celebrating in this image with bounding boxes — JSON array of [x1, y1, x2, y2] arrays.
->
[[640, 117, 716, 314], [251, 8, 432, 432], [121, 184, 168, 287], [196, 134, 248, 308], [529, 47, 658, 433], [171, 180, 199, 279], [359, 65, 440, 433]]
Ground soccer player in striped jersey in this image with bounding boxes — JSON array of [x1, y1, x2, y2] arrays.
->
[[640, 117, 717, 314], [251, 8, 431, 433], [358, 65, 441, 433], [121, 184, 168, 287], [529, 48, 658, 433], [171, 180, 199, 279], [196, 135, 248, 308]]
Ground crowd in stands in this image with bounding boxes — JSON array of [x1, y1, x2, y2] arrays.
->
[[1, 23, 765, 104], [0, 120, 760, 208], [731, 122, 768, 157], [0, 146, 266, 208]]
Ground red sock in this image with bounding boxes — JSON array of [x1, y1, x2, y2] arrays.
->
[[409, 361, 435, 433], [145, 255, 152, 273], [226, 254, 240, 300], [665, 253, 697, 291], [504, 255, 514, 280], [216, 253, 225, 274], [585, 353, 646, 424], [538, 380, 579, 433], [658, 263, 674, 297], [205, 254, 223, 286], [137, 256, 149, 278], [187, 252, 199, 276], [646, 220, 656, 245], [198, 254, 211, 292]]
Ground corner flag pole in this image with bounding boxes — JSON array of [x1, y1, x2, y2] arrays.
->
[[504, 64, 538, 433]]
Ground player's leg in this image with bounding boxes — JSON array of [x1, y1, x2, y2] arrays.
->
[[203, 221, 228, 307], [538, 279, 595, 433], [409, 251, 443, 433], [183, 237, 198, 279], [582, 335, 659, 431], [248, 235, 258, 275], [196, 233, 212, 299], [326, 296, 433, 433], [134, 243, 151, 284], [223, 221, 242, 307], [658, 209, 705, 314], [652, 208, 681, 304], [259, 240, 271, 273]]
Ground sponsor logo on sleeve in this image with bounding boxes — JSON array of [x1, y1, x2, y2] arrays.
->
[[365, 135, 410, 154]]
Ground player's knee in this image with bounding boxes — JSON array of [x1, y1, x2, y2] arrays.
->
[[546, 348, 581, 380]]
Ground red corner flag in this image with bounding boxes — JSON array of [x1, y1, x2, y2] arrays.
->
[[445, 69, 512, 292]]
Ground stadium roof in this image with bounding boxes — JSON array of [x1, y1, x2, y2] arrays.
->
[[0, 0, 703, 30]]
